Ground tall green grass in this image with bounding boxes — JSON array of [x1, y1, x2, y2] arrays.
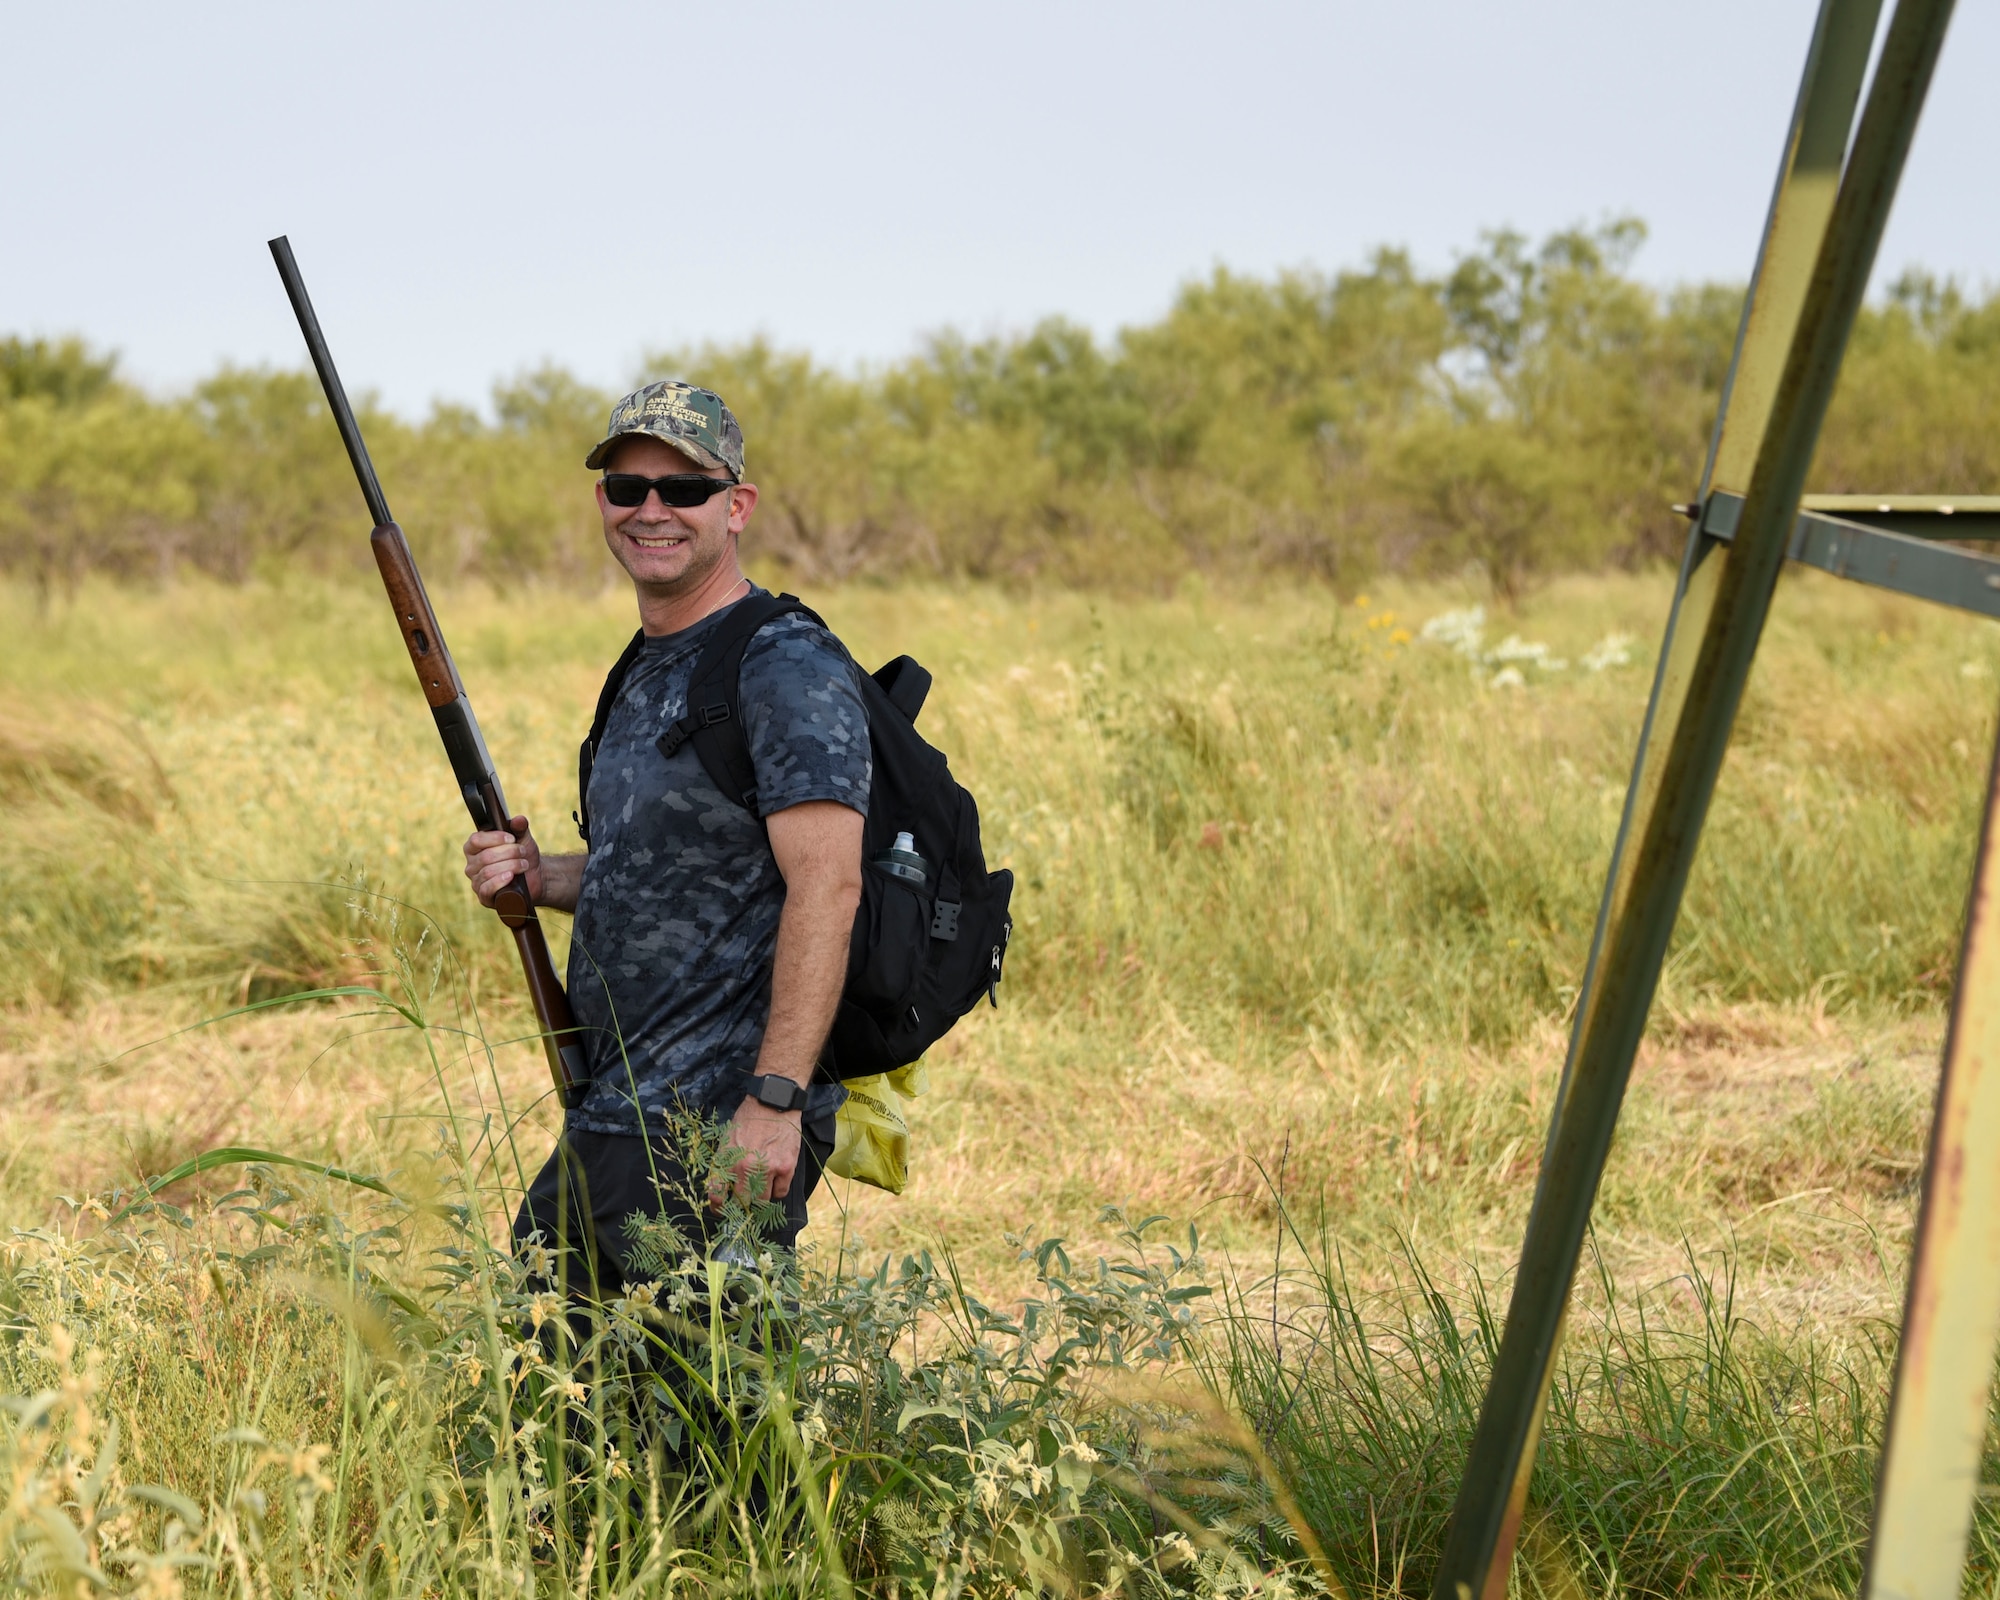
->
[[1195, 1209, 1999, 1597], [2, 569, 1989, 1049]]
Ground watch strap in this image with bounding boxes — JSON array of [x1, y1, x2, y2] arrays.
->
[[746, 1073, 809, 1112]]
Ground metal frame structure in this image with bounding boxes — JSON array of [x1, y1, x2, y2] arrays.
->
[[1426, 1, 1990, 1595]]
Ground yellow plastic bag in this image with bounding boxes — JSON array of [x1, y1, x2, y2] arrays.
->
[[827, 1062, 929, 1195]]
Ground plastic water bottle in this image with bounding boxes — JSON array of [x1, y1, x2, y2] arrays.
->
[[874, 830, 929, 886]]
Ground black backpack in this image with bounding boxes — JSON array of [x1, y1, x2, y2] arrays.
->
[[576, 593, 1013, 1082]]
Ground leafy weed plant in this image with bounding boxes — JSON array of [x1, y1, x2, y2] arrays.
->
[[0, 913, 1316, 1599]]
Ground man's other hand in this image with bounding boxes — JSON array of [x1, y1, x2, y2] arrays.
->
[[711, 1099, 804, 1208], [464, 814, 544, 906]]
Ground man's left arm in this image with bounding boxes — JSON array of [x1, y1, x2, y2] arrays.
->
[[710, 800, 863, 1208]]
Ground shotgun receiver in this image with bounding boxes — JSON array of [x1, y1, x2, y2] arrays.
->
[[268, 235, 588, 1109]]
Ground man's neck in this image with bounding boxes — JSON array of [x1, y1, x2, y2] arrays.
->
[[634, 558, 751, 637]]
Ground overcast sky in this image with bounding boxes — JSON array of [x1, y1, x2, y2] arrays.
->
[[4, 1, 1993, 418]]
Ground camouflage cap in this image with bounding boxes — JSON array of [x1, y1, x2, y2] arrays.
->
[[584, 380, 745, 476]]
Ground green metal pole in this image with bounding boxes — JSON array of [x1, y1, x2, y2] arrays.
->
[[1540, 0, 1880, 1166], [1429, 2, 1954, 1593], [1864, 688, 2000, 1599]]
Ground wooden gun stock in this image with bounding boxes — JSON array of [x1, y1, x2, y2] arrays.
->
[[371, 522, 589, 1106], [269, 236, 588, 1109]]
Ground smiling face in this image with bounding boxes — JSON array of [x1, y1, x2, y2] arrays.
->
[[595, 434, 758, 606]]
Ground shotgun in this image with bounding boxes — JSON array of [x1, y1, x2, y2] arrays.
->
[[267, 235, 588, 1109]]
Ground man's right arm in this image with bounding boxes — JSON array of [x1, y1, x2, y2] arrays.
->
[[464, 816, 585, 914]]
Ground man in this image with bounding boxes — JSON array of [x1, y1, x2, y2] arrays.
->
[[462, 381, 867, 1294]]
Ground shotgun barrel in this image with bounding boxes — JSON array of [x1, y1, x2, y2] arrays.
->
[[267, 235, 588, 1109]]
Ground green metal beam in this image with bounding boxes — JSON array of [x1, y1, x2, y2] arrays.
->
[[1802, 493, 2000, 540], [1701, 492, 2000, 617], [1789, 511, 2000, 617], [1428, 2, 1955, 1594], [1710, 491, 2000, 542]]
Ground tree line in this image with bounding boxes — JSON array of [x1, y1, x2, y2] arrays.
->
[[4, 219, 1995, 597]]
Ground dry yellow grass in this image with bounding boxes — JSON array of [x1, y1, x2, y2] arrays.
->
[[0, 988, 1936, 1328]]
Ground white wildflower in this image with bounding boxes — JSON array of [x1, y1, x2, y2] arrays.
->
[[1582, 631, 1637, 672], [1419, 606, 1487, 659], [1157, 1530, 1197, 1567], [1489, 634, 1566, 670]]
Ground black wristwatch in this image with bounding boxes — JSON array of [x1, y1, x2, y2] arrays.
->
[[745, 1074, 809, 1113]]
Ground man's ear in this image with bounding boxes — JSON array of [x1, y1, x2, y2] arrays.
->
[[727, 482, 760, 533]]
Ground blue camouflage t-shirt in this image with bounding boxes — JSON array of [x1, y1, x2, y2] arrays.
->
[[564, 589, 871, 1135]]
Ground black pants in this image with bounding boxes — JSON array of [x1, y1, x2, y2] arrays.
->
[[512, 1126, 833, 1299]]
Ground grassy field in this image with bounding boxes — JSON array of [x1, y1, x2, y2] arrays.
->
[[0, 566, 1995, 1594]]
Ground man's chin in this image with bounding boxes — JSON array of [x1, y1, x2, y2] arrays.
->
[[616, 544, 734, 597], [618, 541, 693, 582]]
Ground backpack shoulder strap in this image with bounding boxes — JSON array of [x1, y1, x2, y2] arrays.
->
[[576, 627, 647, 841], [589, 628, 649, 748], [655, 593, 821, 817]]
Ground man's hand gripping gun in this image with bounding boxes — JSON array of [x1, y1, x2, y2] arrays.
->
[[268, 235, 589, 1109]]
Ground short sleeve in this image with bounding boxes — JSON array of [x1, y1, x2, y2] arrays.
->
[[738, 615, 872, 818]]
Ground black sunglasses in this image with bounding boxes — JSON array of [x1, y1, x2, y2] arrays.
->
[[601, 472, 739, 509]]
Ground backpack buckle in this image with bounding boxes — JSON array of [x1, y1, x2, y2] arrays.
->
[[930, 900, 960, 941], [699, 703, 731, 726]]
